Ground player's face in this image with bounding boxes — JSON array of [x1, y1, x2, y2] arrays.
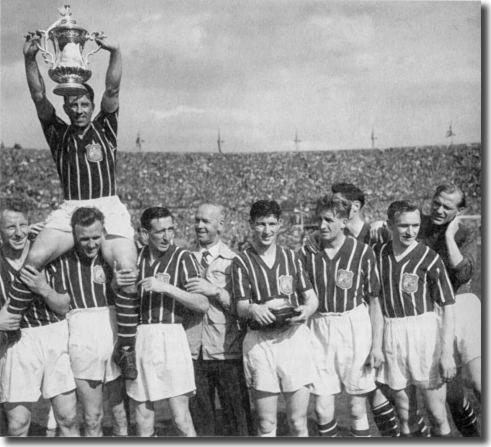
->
[[0, 211, 29, 252], [430, 191, 461, 225], [250, 214, 281, 249], [63, 94, 94, 128], [195, 205, 222, 247], [390, 210, 421, 248], [74, 221, 104, 259], [318, 209, 347, 243], [147, 217, 175, 253]]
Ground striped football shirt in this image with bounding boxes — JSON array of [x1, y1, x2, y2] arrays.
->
[[375, 241, 455, 318], [40, 108, 118, 200], [299, 236, 380, 313], [231, 245, 312, 306], [0, 252, 64, 328], [137, 244, 201, 325], [55, 249, 115, 309]]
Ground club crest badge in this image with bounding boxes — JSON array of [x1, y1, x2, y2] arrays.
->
[[156, 272, 170, 284], [402, 273, 419, 294], [86, 142, 103, 162], [336, 269, 354, 290], [278, 275, 293, 295], [92, 265, 106, 284]]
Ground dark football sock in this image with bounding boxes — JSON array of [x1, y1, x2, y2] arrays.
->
[[371, 399, 400, 436], [115, 290, 139, 348]]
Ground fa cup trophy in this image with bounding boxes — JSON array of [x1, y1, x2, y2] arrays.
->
[[35, 5, 103, 96]]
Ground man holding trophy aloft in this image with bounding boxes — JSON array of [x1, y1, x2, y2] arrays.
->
[[1, 6, 139, 384]]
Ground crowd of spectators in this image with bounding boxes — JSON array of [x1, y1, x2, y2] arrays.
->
[[0, 144, 481, 250]]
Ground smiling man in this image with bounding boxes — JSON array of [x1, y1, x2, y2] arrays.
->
[[418, 183, 481, 436], [185, 203, 252, 436], [52, 207, 128, 436], [118, 207, 209, 437], [375, 200, 456, 437], [0, 201, 78, 436], [299, 195, 384, 438], [231, 200, 319, 437], [2, 30, 139, 379]]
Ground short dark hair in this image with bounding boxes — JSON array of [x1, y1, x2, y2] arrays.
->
[[331, 182, 365, 208], [71, 207, 105, 229], [316, 194, 351, 219], [387, 200, 420, 223], [250, 200, 281, 221], [0, 198, 29, 215], [434, 183, 466, 208], [64, 83, 95, 104], [140, 207, 174, 230]]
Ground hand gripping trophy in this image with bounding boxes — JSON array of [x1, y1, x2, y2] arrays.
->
[[32, 4, 104, 96]]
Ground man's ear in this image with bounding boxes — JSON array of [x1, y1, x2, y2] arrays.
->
[[140, 228, 149, 245]]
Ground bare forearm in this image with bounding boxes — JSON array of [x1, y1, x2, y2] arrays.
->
[[165, 284, 209, 313], [105, 48, 122, 95], [25, 55, 46, 101], [369, 297, 384, 351], [42, 288, 70, 316], [441, 304, 456, 357], [445, 235, 464, 268], [301, 289, 319, 318]]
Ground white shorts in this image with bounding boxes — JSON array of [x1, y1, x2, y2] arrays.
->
[[67, 306, 120, 382], [44, 195, 134, 239], [309, 304, 376, 396], [0, 321, 75, 403], [377, 312, 442, 390], [126, 324, 195, 402], [242, 323, 319, 393], [454, 293, 481, 366]]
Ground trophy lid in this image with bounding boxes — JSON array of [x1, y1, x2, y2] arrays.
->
[[47, 5, 88, 35]]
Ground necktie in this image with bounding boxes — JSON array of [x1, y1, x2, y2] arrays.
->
[[201, 250, 211, 270]]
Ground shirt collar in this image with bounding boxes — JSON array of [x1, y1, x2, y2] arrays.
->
[[195, 240, 235, 260]]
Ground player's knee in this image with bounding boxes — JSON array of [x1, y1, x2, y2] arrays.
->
[[350, 399, 367, 420], [427, 404, 447, 427], [83, 409, 103, 433], [288, 414, 307, 435], [56, 409, 78, 431], [7, 414, 30, 436], [257, 417, 277, 436]]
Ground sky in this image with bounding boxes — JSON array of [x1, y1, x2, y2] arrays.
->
[[0, 0, 481, 153]]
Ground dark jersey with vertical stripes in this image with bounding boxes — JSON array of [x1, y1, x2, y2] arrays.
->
[[299, 236, 380, 313], [55, 249, 115, 309], [375, 241, 455, 318], [231, 246, 312, 306], [137, 245, 201, 325], [40, 108, 118, 200], [0, 252, 64, 328]]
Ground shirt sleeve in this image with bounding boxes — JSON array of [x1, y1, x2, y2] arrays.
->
[[231, 257, 252, 302], [450, 225, 477, 290], [45, 260, 68, 295], [294, 251, 312, 293], [363, 246, 381, 300], [40, 109, 68, 159], [178, 251, 201, 287], [428, 255, 455, 306], [93, 107, 119, 148]]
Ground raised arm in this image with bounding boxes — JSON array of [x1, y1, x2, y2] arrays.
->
[[96, 34, 122, 113], [23, 32, 55, 122]]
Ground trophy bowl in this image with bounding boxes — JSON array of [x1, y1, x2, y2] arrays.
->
[[36, 6, 101, 96]]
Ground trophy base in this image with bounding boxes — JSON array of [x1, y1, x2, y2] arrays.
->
[[53, 82, 88, 97]]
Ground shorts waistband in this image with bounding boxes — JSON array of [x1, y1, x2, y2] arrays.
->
[[313, 302, 367, 318], [64, 195, 119, 205], [68, 305, 114, 316]]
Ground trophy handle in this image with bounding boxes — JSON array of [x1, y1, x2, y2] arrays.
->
[[84, 32, 105, 65], [35, 30, 55, 65]]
